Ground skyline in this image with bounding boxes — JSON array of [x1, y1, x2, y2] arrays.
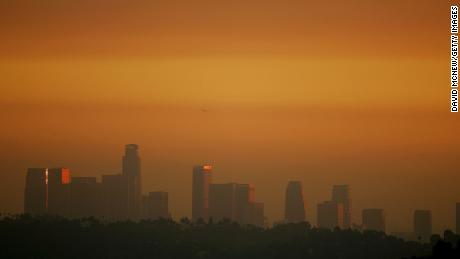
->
[[1, 0, 459, 238], [15, 144, 460, 236]]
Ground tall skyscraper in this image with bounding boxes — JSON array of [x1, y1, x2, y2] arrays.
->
[[70, 177, 102, 218], [457, 203, 460, 235], [317, 201, 344, 229], [209, 183, 238, 221], [192, 164, 212, 221], [142, 191, 169, 219], [122, 144, 141, 219], [236, 184, 255, 225], [332, 185, 352, 228], [414, 210, 432, 243], [362, 209, 385, 232], [24, 168, 48, 214], [284, 181, 306, 223], [102, 174, 130, 220], [47, 168, 71, 216]]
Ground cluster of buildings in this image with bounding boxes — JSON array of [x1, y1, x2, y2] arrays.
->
[[23, 145, 460, 242], [24, 144, 169, 220], [282, 182, 460, 243], [192, 165, 265, 227]]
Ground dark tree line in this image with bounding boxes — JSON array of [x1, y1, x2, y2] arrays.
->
[[0, 214, 456, 259]]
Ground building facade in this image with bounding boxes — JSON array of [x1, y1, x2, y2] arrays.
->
[[414, 210, 432, 243], [209, 183, 238, 221], [317, 201, 344, 229], [24, 168, 48, 214], [122, 144, 141, 219], [192, 164, 212, 221], [143, 191, 169, 219], [332, 185, 352, 228], [284, 181, 306, 223], [362, 208, 385, 232]]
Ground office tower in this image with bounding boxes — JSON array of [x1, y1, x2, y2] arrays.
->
[[317, 201, 344, 229], [102, 174, 130, 220], [143, 192, 169, 219], [192, 164, 212, 221], [362, 209, 385, 232], [70, 177, 102, 218], [236, 184, 255, 225], [457, 203, 460, 234], [414, 210, 432, 243], [24, 168, 48, 214], [332, 185, 352, 228], [122, 144, 141, 219], [250, 202, 265, 227], [209, 183, 238, 221], [284, 181, 306, 223], [47, 168, 71, 216]]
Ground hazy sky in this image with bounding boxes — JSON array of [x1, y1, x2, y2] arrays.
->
[[1, 0, 459, 233]]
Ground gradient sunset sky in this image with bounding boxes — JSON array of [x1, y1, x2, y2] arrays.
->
[[1, 0, 459, 233]]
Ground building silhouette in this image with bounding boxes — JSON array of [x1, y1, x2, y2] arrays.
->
[[192, 164, 212, 221], [47, 168, 71, 216], [24, 168, 48, 214], [250, 202, 265, 227], [284, 181, 306, 223], [122, 144, 142, 219], [102, 174, 130, 220], [362, 208, 385, 232], [414, 210, 432, 243], [209, 183, 238, 221], [332, 185, 352, 228], [142, 191, 169, 219], [69, 177, 102, 218], [236, 184, 255, 225], [457, 202, 460, 234], [317, 201, 343, 229]]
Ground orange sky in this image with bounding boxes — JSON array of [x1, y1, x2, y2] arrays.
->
[[0, 0, 459, 233]]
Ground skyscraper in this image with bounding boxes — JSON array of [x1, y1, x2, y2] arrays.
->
[[317, 201, 344, 229], [143, 191, 169, 219], [24, 168, 48, 214], [362, 208, 385, 232], [414, 210, 432, 243], [457, 203, 460, 235], [209, 183, 238, 221], [236, 184, 255, 225], [47, 168, 71, 216], [192, 164, 212, 221], [332, 185, 352, 228], [122, 144, 141, 219], [284, 181, 306, 223]]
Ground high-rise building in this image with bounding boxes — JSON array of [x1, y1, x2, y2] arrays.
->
[[209, 183, 238, 221], [236, 184, 255, 225], [122, 144, 141, 219], [47, 168, 71, 216], [457, 203, 460, 235], [414, 210, 432, 243], [284, 181, 306, 223], [362, 209, 385, 232], [24, 168, 48, 214], [332, 185, 352, 228], [142, 191, 169, 219], [192, 164, 212, 221], [101, 174, 130, 220], [317, 201, 344, 229], [70, 177, 102, 218]]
